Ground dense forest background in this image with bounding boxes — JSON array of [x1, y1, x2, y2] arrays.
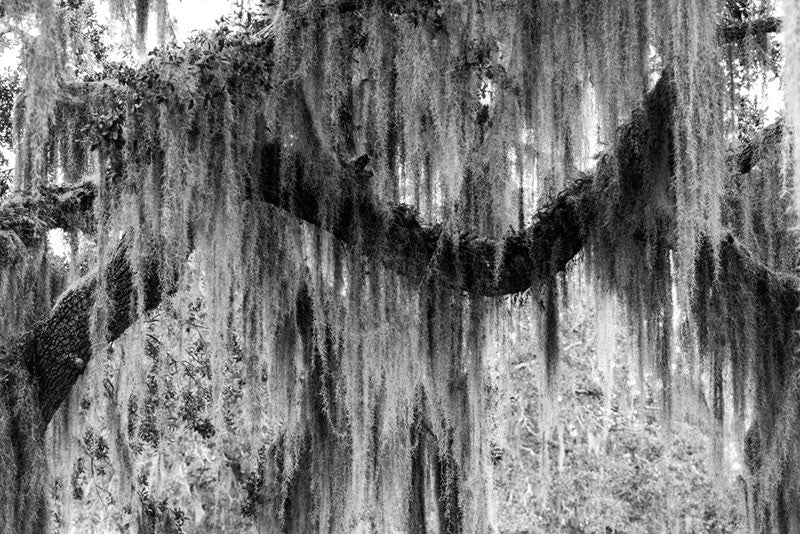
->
[[0, 0, 798, 532], [44, 273, 750, 533]]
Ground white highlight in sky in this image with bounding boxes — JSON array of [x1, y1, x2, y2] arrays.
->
[[167, 0, 234, 42], [93, 0, 235, 55]]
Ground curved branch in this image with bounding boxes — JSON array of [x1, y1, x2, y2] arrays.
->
[[9, 72, 799, 426]]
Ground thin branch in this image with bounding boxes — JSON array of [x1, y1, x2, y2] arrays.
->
[[732, 120, 784, 174], [718, 16, 783, 44]]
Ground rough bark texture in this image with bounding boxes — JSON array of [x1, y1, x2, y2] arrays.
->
[[15, 235, 160, 423]]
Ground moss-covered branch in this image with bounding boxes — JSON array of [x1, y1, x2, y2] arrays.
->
[[7, 72, 797, 431], [0, 181, 95, 266], [254, 146, 595, 297], [5, 156, 586, 424]]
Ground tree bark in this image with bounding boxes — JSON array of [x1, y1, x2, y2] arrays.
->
[[14, 234, 161, 423]]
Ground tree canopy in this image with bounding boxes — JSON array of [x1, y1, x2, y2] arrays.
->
[[0, 0, 798, 532]]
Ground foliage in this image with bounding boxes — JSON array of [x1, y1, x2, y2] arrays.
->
[[47, 291, 256, 533], [495, 284, 745, 533]]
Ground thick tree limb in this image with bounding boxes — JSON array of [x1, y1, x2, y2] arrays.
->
[[9, 168, 582, 423], [10, 150, 591, 423], [255, 145, 595, 297], [8, 70, 799, 426], [16, 234, 160, 422], [1, 73, 663, 424]]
